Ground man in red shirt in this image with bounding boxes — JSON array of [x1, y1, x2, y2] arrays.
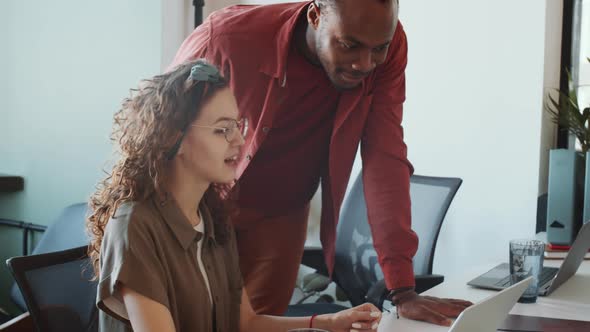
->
[[171, 0, 471, 325]]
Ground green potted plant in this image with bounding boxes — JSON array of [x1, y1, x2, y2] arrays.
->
[[544, 57, 590, 245], [544, 57, 590, 154]]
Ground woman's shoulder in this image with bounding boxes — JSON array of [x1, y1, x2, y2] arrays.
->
[[104, 200, 161, 242]]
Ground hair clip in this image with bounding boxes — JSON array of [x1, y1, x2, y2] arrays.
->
[[189, 61, 221, 83]]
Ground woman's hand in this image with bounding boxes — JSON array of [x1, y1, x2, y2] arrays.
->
[[314, 303, 382, 332]]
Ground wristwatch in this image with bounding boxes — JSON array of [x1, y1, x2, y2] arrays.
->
[[387, 286, 415, 305], [387, 286, 416, 319]]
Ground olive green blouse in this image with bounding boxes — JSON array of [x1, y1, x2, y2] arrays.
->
[[96, 195, 242, 332]]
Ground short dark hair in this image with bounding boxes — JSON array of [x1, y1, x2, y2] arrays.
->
[[315, 0, 397, 11]]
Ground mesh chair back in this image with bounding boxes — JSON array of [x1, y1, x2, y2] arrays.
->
[[7, 246, 98, 332], [334, 174, 462, 305], [10, 202, 90, 311]]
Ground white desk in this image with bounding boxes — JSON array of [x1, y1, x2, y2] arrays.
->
[[378, 260, 590, 331]]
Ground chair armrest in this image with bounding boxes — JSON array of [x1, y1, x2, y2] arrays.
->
[[415, 274, 444, 294], [365, 279, 387, 309], [301, 246, 328, 276], [0, 312, 33, 332], [301, 272, 331, 293]]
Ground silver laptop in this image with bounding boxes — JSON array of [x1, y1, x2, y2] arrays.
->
[[467, 222, 590, 296], [448, 277, 532, 332]]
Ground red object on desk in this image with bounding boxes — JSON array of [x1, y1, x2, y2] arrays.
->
[[545, 244, 590, 260], [548, 243, 572, 251]]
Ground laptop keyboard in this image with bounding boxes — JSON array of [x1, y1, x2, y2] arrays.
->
[[494, 267, 559, 287]]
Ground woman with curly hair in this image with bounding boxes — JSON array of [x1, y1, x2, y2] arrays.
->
[[88, 59, 382, 332]]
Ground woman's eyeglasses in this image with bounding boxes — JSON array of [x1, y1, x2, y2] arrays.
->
[[192, 118, 248, 143]]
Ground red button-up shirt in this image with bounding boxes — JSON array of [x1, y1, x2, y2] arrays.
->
[[170, 1, 418, 290], [238, 42, 339, 215]]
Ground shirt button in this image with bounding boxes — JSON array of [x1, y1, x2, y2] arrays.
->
[[246, 155, 252, 161], [262, 126, 270, 133]]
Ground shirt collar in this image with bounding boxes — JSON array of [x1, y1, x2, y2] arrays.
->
[[258, 1, 312, 82], [153, 194, 216, 251]]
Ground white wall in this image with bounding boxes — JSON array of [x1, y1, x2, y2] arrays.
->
[[0, 0, 162, 312], [578, 0, 590, 107], [538, 1, 563, 194], [384, 0, 547, 274], [162, 0, 195, 69], [0, 0, 162, 225]]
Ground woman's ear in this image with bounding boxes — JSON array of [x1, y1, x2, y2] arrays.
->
[[167, 131, 185, 160], [175, 133, 187, 157]]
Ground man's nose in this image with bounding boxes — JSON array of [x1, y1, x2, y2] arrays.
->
[[351, 49, 376, 73]]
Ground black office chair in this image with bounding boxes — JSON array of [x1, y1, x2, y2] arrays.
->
[[6, 246, 98, 332], [348, 175, 462, 308], [287, 174, 462, 315], [0, 219, 46, 324], [9, 203, 90, 313]]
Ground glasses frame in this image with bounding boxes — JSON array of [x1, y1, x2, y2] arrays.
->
[[191, 118, 248, 143]]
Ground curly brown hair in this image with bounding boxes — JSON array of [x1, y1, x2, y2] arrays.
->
[[87, 60, 234, 277]]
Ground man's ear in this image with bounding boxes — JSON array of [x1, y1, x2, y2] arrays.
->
[[307, 2, 321, 30]]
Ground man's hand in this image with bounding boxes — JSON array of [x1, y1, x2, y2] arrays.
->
[[395, 291, 473, 326]]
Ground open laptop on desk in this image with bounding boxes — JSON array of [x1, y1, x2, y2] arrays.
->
[[378, 278, 531, 332], [447, 277, 532, 332], [467, 222, 590, 296]]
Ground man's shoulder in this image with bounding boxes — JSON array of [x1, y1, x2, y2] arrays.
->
[[207, 2, 303, 42], [367, 20, 408, 87]]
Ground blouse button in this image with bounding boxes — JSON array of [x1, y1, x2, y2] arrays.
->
[[262, 126, 270, 133], [246, 154, 252, 161]]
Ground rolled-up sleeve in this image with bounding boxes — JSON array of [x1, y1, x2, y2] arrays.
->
[[96, 206, 169, 323], [361, 22, 418, 290]]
